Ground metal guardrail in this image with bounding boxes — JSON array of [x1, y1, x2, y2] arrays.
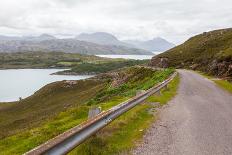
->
[[25, 72, 177, 155]]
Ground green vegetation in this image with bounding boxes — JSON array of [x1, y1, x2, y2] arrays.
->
[[0, 51, 105, 69], [69, 104, 154, 155], [69, 73, 179, 155], [0, 52, 149, 75], [196, 71, 232, 93], [56, 60, 148, 75], [146, 75, 180, 105], [0, 80, 106, 139], [88, 67, 175, 105], [153, 28, 232, 79], [0, 106, 90, 155], [0, 67, 174, 155], [214, 80, 232, 93]]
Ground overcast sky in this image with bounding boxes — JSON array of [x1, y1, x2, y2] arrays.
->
[[0, 0, 232, 44]]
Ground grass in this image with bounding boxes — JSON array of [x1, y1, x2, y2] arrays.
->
[[196, 71, 232, 93], [146, 74, 180, 105], [214, 80, 232, 93], [88, 67, 174, 105], [0, 80, 106, 139], [0, 67, 175, 155], [68, 73, 180, 155], [56, 60, 148, 75], [0, 106, 89, 155], [69, 104, 154, 155]]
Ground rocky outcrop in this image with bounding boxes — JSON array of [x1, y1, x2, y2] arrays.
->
[[108, 72, 131, 87], [190, 64, 199, 70], [151, 55, 232, 80], [208, 59, 232, 78], [150, 57, 169, 68]]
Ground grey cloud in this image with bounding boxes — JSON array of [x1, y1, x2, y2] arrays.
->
[[0, 0, 232, 44]]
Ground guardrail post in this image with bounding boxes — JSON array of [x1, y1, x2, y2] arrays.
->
[[136, 90, 146, 96], [155, 90, 161, 96], [163, 85, 168, 90], [88, 107, 102, 119]]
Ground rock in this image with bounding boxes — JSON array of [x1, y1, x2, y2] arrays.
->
[[109, 72, 130, 88], [190, 64, 199, 70], [209, 59, 218, 73], [217, 61, 227, 76], [150, 57, 169, 68], [64, 80, 77, 88], [226, 64, 232, 76], [208, 59, 232, 79]]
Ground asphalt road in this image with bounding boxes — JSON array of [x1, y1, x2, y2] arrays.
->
[[133, 70, 232, 155]]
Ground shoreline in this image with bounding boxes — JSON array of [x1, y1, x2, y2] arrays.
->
[[0, 68, 90, 76], [51, 70, 96, 76], [0, 69, 94, 103]]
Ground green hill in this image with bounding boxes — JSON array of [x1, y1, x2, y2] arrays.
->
[[151, 28, 232, 79], [0, 67, 174, 155], [0, 52, 149, 75]]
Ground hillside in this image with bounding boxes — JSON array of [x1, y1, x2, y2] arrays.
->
[[124, 37, 175, 52], [0, 35, 152, 55], [0, 79, 106, 139], [0, 52, 110, 69], [151, 28, 232, 79], [0, 67, 174, 154]]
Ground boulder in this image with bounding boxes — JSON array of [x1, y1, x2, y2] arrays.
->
[[190, 64, 199, 70], [150, 57, 169, 68]]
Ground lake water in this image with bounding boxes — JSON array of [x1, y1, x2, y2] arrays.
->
[[96, 55, 155, 60], [0, 69, 93, 102]]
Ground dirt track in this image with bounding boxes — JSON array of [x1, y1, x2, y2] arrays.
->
[[133, 70, 232, 155]]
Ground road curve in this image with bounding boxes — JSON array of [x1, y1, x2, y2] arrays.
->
[[133, 70, 232, 155]]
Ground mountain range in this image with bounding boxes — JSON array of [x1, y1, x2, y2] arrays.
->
[[0, 32, 175, 55], [76, 32, 131, 47], [124, 37, 175, 52], [76, 32, 175, 52], [0, 34, 56, 41]]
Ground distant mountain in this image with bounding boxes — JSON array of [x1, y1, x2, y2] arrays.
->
[[76, 32, 132, 47], [0, 35, 20, 41], [0, 38, 152, 55], [0, 34, 56, 41], [124, 37, 175, 52], [76, 32, 175, 53], [0, 33, 154, 55], [22, 34, 57, 41]]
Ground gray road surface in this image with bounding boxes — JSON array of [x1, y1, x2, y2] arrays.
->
[[133, 70, 232, 155]]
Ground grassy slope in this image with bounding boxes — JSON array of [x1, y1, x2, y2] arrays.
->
[[87, 67, 175, 105], [69, 74, 180, 155], [55, 60, 148, 75], [0, 67, 174, 155], [197, 71, 232, 93], [0, 80, 106, 139], [146, 74, 180, 105], [214, 80, 232, 93], [0, 52, 107, 69], [153, 28, 232, 78]]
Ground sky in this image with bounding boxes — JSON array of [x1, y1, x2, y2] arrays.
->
[[0, 0, 232, 44]]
